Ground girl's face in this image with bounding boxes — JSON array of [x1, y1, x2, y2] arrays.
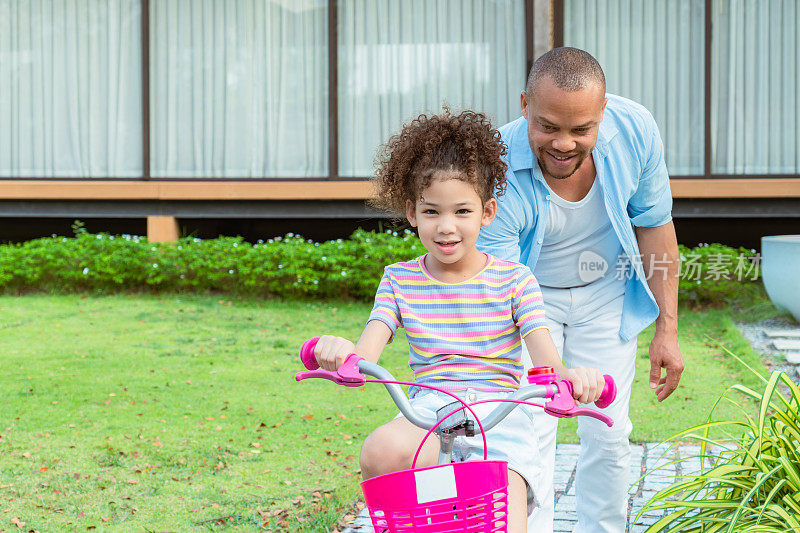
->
[[405, 174, 496, 276]]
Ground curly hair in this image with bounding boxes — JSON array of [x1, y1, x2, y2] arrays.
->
[[370, 108, 508, 216]]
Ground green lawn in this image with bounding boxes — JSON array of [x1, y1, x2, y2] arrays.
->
[[0, 295, 772, 530]]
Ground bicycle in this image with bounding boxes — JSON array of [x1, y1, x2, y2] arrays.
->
[[295, 336, 617, 533]]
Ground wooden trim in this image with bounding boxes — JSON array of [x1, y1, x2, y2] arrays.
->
[[328, 0, 338, 178], [0, 180, 374, 200], [141, 0, 150, 179], [671, 179, 800, 198], [147, 216, 179, 241], [1, 179, 799, 200], [551, 0, 563, 48], [525, 0, 535, 75], [703, 0, 711, 179]]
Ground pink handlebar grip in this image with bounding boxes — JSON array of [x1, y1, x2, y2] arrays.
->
[[529, 368, 616, 410], [595, 374, 617, 409], [558, 374, 616, 409], [296, 337, 366, 387], [546, 379, 615, 427], [300, 337, 321, 370]]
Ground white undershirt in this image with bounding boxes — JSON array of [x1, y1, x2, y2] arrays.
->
[[533, 179, 625, 289]]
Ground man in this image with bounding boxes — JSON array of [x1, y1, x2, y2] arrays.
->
[[477, 47, 684, 532]]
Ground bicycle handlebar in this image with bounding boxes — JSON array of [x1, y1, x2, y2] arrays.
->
[[295, 336, 616, 429]]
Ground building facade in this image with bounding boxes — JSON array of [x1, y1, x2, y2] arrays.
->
[[1, 0, 798, 241]]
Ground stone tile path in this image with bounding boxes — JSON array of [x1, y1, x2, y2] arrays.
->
[[343, 443, 712, 533], [737, 319, 800, 378], [557, 443, 703, 532]]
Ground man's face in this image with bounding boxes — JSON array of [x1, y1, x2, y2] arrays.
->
[[521, 76, 607, 180]]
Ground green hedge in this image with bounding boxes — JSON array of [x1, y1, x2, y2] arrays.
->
[[0, 229, 422, 299], [0, 229, 760, 305], [678, 243, 761, 307]]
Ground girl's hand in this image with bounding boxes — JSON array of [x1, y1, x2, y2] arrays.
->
[[314, 335, 356, 371], [562, 367, 606, 404]]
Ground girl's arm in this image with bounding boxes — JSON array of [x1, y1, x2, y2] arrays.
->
[[314, 320, 393, 371], [354, 320, 394, 363], [523, 328, 565, 372], [523, 328, 605, 404]]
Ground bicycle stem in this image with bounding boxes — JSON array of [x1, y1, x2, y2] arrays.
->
[[358, 360, 556, 433]]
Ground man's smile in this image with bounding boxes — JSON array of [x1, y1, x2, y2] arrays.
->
[[546, 150, 578, 167]]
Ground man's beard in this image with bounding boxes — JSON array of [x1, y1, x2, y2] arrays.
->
[[538, 149, 589, 180]]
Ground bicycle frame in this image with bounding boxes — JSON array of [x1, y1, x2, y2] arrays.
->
[[295, 337, 617, 533]]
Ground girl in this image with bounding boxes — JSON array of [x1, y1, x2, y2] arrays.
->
[[312, 109, 605, 532]]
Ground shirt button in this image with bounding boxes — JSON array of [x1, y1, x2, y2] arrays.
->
[[537, 238, 543, 244], [546, 194, 551, 200]]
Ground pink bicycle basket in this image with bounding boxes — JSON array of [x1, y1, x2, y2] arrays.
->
[[360, 460, 509, 532]]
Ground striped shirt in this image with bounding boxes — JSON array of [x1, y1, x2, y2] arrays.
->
[[368, 253, 548, 393]]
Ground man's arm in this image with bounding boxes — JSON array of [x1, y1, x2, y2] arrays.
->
[[635, 220, 684, 402]]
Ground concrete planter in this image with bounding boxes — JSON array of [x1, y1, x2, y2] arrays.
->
[[762, 235, 800, 323]]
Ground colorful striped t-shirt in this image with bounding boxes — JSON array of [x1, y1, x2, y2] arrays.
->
[[368, 253, 548, 393]]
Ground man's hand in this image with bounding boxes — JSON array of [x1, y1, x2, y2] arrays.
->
[[648, 329, 683, 402]]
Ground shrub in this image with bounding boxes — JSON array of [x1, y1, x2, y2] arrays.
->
[[0, 230, 764, 307], [638, 362, 800, 532], [0, 229, 425, 299], [678, 243, 761, 308]]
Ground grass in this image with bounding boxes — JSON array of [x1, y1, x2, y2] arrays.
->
[[0, 294, 776, 530]]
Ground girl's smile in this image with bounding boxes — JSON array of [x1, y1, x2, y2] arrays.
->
[[434, 239, 461, 253]]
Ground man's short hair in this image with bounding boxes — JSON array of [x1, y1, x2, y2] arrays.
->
[[526, 47, 606, 95]]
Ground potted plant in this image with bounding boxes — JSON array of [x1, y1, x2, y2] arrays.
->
[[762, 235, 800, 323]]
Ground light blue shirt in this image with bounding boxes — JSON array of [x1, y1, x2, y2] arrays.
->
[[476, 94, 673, 341]]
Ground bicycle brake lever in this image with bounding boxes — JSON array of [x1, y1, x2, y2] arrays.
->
[[544, 380, 614, 427], [295, 353, 366, 387]]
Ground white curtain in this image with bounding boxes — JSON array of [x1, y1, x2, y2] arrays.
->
[[564, 0, 704, 176], [150, 0, 328, 178], [338, 0, 526, 177], [0, 0, 142, 177], [712, 0, 800, 174]]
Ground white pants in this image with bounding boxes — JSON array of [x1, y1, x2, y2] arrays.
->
[[526, 282, 636, 533]]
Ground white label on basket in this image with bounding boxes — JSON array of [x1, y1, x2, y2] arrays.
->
[[414, 465, 457, 504]]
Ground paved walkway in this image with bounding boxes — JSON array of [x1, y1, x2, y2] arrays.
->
[[343, 442, 707, 532]]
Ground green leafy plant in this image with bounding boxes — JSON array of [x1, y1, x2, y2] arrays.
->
[[678, 243, 761, 308], [71, 219, 88, 236], [0, 228, 425, 299], [638, 349, 800, 532], [0, 230, 768, 309]]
